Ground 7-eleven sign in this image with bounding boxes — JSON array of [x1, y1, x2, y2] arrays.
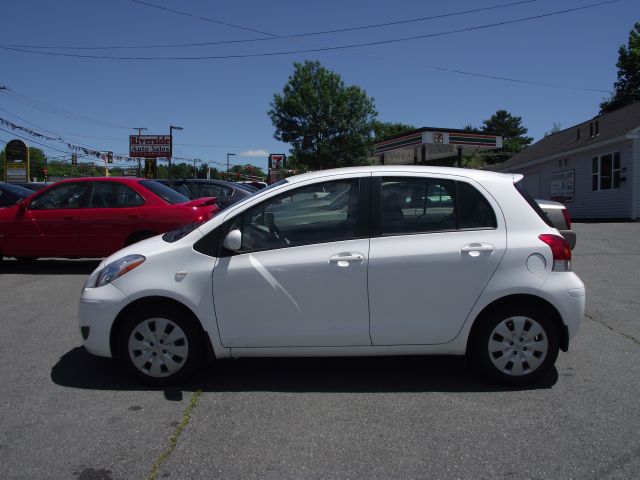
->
[[268, 153, 286, 169]]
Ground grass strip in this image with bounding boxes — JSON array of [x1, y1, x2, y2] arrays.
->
[[147, 389, 203, 480]]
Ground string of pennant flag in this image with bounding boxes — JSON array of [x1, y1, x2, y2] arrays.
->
[[1, 115, 136, 162], [1, 115, 269, 172]]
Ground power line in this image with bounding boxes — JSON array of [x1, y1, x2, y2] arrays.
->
[[0, 0, 623, 61], [1, 0, 539, 50], [0, 89, 133, 130]]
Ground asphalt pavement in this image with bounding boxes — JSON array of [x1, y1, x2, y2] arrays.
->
[[0, 223, 638, 479]]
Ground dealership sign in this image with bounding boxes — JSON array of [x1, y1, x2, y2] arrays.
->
[[4, 139, 30, 183], [129, 135, 171, 158]]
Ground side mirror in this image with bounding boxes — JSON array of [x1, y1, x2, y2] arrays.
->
[[223, 229, 242, 252], [18, 201, 27, 212]]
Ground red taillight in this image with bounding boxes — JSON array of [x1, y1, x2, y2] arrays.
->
[[539, 234, 571, 271], [562, 208, 572, 229]]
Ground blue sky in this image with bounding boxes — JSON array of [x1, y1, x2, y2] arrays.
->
[[1, 0, 638, 172]]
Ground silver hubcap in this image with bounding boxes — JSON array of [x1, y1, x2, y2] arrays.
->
[[488, 316, 548, 376], [128, 318, 188, 378]]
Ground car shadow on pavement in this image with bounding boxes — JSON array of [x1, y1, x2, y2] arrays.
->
[[0, 259, 100, 275], [51, 347, 558, 396]]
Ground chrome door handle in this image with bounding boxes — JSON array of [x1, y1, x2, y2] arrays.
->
[[461, 243, 495, 254], [329, 253, 365, 263]]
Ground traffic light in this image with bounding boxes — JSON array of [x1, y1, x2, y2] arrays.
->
[[71, 153, 78, 166], [43, 168, 48, 181], [107, 151, 113, 163]]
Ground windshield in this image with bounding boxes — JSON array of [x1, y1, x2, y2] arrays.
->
[[140, 180, 190, 204], [2, 183, 33, 197]]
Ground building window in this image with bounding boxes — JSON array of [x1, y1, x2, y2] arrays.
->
[[595, 120, 600, 136], [577, 128, 580, 140], [589, 123, 594, 137], [592, 152, 621, 191]]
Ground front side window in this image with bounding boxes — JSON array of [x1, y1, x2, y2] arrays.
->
[[380, 177, 496, 235], [232, 179, 360, 253], [592, 152, 621, 191], [30, 183, 91, 210]]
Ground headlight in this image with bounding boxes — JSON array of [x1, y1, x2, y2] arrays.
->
[[94, 255, 146, 288]]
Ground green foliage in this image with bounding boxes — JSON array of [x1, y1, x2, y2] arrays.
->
[[600, 22, 640, 114], [482, 109, 533, 164], [544, 122, 562, 137], [268, 60, 378, 170], [372, 121, 416, 142]]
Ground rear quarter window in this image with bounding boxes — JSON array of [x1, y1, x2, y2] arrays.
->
[[515, 182, 553, 228]]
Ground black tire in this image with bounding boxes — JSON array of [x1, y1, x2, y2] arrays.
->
[[469, 304, 560, 386], [115, 303, 205, 385], [15, 257, 38, 263]]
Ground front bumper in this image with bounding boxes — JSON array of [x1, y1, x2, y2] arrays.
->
[[78, 283, 129, 358]]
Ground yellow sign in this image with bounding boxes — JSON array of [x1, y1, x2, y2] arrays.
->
[[4, 139, 30, 183]]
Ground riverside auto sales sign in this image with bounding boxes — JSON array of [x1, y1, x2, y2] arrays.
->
[[129, 135, 171, 158]]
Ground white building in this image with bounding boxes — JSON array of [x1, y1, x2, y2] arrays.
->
[[498, 102, 640, 220]]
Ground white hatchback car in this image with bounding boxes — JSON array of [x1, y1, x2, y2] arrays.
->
[[78, 166, 585, 385]]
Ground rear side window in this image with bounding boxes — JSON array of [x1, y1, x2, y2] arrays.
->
[[189, 184, 232, 198], [515, 182, 553, 228], [380, 177, 496, 235], [140, 180, 190, 204], [89, 182, 144, 208]]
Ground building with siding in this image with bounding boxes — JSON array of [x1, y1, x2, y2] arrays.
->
[[497, 102, 640, 220]]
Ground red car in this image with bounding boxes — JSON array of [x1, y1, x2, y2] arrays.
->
[[0, 177, 219, 260]]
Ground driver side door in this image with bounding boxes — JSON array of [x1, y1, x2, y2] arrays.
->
[[7, 182, 89, 257], [212, 176, 372, 348]]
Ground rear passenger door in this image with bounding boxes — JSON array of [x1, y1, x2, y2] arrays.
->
[[77, 181, 146, 256], [368, 173, 506, 345]]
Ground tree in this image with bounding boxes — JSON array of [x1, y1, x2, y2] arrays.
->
[[482, 110, 533, 164], [600, 22, 640, 114], [372, 121, 416, 142], [268, 61, 378, 170], [544, 122, 562, 137]]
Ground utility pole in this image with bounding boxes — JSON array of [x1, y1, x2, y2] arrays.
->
[[133, 127, 147, 176], [169, 125, 183, 180], [226, 153, 235, 180], [192, 159, 201, 179]]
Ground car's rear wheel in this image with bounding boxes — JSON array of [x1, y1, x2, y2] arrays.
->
[[469, 304, 559, 385], [115, 304, 204, 385]]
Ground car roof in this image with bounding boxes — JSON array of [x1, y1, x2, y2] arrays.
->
[[0, 182, 35, 195], [50, 177, 148, 185], [285, 166, 522, 185]]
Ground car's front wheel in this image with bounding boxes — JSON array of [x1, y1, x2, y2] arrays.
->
[[470, 304, 560, 385], [115, 304, 205, 385]]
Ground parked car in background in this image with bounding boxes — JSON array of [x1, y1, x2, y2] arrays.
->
[[0, 177, 219, 261], [12, 182, 50, 192], [78, 166, 584, 386], [0, 182, 34, 207], [237, 180, 268, 190], [156, 179, 253, 210], [536, 199, 576, 250]]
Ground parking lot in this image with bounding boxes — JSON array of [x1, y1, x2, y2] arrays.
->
[[0, 223, 639, 480]]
